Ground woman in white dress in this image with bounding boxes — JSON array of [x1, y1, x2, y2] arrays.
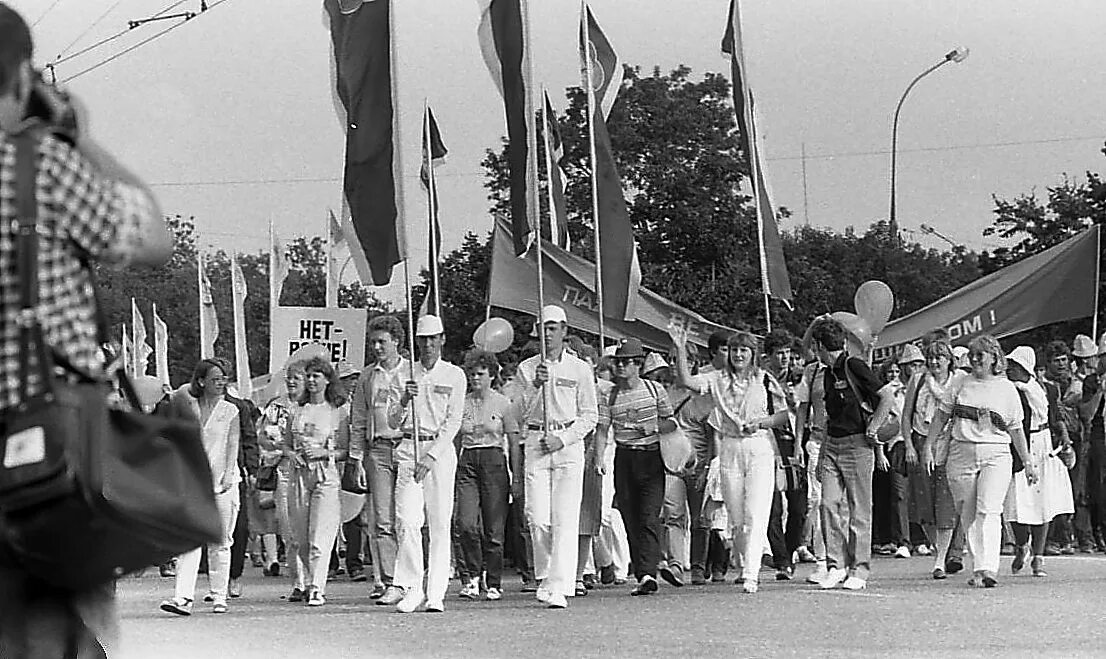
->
[[1003, 346, 1074, 577], [160, 359, 242, 616], [283, 357, 350, 607]]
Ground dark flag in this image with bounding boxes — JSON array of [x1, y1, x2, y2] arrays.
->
[[722, 0, 793, 307], [542, 91, 570, 249], [325, 0, 404, 286], [580, 4, 640, 322], [420, 105, 448, 265], [478, 0, 538, 257]]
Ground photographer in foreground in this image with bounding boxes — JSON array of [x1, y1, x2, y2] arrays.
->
[[0, 3, 171, 656]]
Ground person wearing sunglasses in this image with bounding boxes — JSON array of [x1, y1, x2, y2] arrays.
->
[[594, 339, 676, 596]]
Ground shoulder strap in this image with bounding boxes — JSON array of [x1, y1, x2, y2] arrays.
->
[[764, 373, 774, 414], [841, 357, 873, 415], [12, 131, 55, 404]]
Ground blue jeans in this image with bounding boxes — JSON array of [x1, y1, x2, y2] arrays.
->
[[819, 433, 875, 579], [366, 440, 400, 585], [454, 447, 511, 588]]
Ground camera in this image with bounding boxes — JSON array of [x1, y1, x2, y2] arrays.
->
[[24, 70, 79, 144]]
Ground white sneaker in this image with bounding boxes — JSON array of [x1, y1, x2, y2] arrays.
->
[[819, 567, 848, 589], [842, 576, 867, 590], [395, 589, 425, 614], [459, 579, 480, 600], [806, 562, 828, 585], [742, 580, 758, 594], [915, 544, 933, 556], [425, 599, 444, 613], [485, 587, 502, 601], [894, 545, 911, 559], [535, 587, 553, 604], [546, 593, 567, 609]]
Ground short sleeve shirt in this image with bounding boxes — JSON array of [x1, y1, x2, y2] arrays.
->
[[939, 376, 1024, 444], [598, 380, 673, 448], [824, 354, 884, 438], [460, 391, 519, 451]]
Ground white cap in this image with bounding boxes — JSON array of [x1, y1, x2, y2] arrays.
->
[[539, 305, 567, 325], [1073, 334, 1096, 358], [643, 352, 669, 374], [415, 315, 445, 337], [951, 345, 969, 367], [899, 344, 924, 365], [1005, 346, 1036, 374]]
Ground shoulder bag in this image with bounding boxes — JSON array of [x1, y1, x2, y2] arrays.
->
[[0, 131, 222, 590], [765, 374, 804, 492], [841, 357, 899, 445]]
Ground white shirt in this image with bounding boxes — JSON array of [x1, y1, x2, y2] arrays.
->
[[688, 368, 784, 441], [387, 358, 466, 461], [513, 349, 598, 448], [940, 376, 1024, 445], [350, 357, 410, 455]]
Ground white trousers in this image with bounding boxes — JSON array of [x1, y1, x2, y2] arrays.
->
[[288, 464, 341, 594], [393, 439, 457, 603], [525, 436, 584, 598], [175, 486, 240, 601], [718, 433, 776, 584], [596, 440, 629, 579], [805, 439, 826, 560], [946, 441, 1012, 575]]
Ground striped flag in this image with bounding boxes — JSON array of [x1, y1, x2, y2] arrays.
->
[[722, 0, 793, 307], [197, 252, 219, 360], [542, 91, 570, 250], [131, 298, 152, 377], [477, 0, 538, 257], [152, 303, 170, 387], [580, 3, 623, 119], [580, 5, 640, 322], [421, 104, 448, 315], [231, 253, 253, 400], [326, 0, 405, 286]]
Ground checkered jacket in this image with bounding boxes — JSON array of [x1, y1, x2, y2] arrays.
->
[[0, 129, 151, 412]]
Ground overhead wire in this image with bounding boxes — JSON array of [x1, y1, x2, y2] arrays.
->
[[31, 0, 65, 27], [53, 0, 187, 67], [56, 0, 127, 60], [58, 0, 229, 83]]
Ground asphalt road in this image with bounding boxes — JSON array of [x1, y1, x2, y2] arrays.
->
[[116, 553, 1106, 658]]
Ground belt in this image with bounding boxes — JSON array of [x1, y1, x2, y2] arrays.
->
[[1029, 424, 1049, 434], [372, 436, 403, 445], [402, 432, 438, 442], [616, 442, 660, 452], [527, 420, 571, 432]]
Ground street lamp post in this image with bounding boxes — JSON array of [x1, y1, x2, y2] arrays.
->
[[889, 46, 970, 244]]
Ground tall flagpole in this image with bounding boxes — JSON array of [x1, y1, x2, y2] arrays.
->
[[521, 0, 550, 443], [424, 99, 442, 315], [581, 1, 606, 349], [1094, 225, 1101, 340], [390, 0, 419, 464], [196, 249, 207, 359], [485, 219, 497, 325]]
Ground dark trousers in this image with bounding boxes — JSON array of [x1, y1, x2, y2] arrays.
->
[[769, 439, 807, 568], [344, 514, 365, 574], [1073, 433, 1106, 545], [454, 448, 511, 588], [888, 443, 911, 546], [614, 446, 666, 581], [705, 530, 730, 577], [229, 481, 249, 580], [0, 564, 114, 659]]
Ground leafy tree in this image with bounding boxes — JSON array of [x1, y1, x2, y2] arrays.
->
[[979, 142, 1106, 346], [96, 217, 392, 385], [479, 64, 981, 339]]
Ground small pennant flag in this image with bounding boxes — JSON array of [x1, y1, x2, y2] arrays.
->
[[542, 91, 570, 250], [131, 298, 152, 377], [152, 303, 170, 387], [231, 253, 253, 400], [198, 252, 219, 360]]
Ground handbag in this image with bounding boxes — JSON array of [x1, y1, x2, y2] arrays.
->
[[341, 458, 368, 494], [775, 455, 806, 492], [0, 131, 222, 590], [255, 463, 278, 492]]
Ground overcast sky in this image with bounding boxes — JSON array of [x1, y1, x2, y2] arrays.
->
[[13, 0, 1106, 302]]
